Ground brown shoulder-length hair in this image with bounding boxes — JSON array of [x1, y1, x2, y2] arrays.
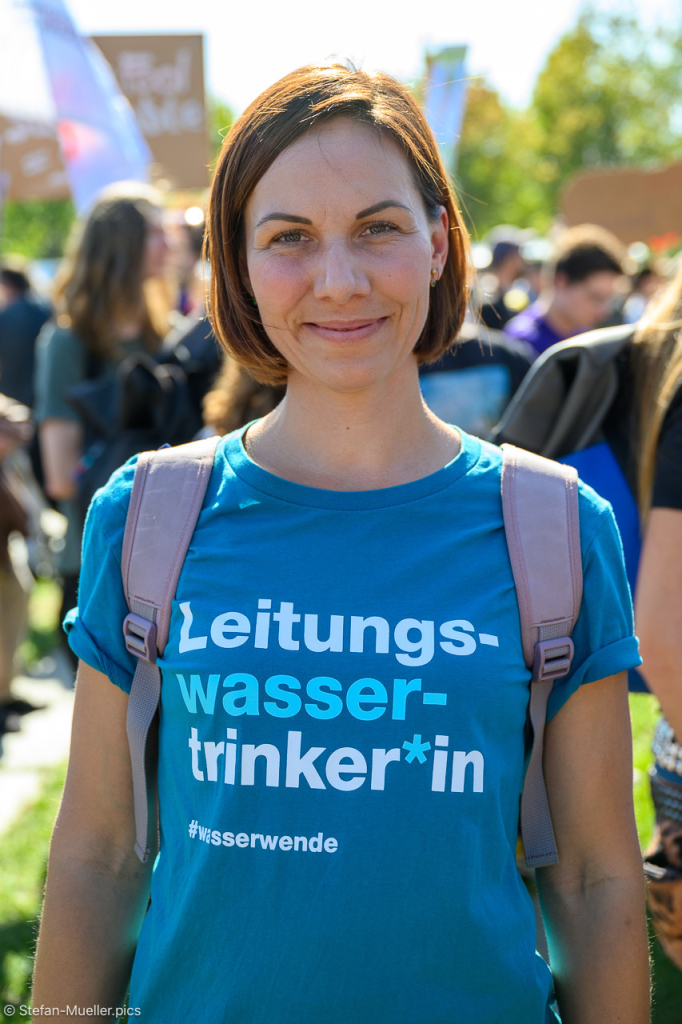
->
[[207, 62, 471, 386], [54, 188, 167, 357], [631, 264, 682, 520], [203, 355, 285, 436]]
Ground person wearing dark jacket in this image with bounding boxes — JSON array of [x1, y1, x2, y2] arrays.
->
[[0, 261, 51, 409]]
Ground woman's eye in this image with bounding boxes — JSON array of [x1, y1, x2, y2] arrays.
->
[[363, 221, 397, 237], [273, 230, 306, 244]]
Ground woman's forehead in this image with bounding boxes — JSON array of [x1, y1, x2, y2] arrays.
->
[[247, 118, 418, 220]]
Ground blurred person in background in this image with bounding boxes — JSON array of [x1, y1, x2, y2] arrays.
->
[[478, 238, 527, 330], [504, 225, 625, 356], [0, 393, 35, 737], [172, 215, 205, 317], [34, 186, 169, 659], [0, 259, 51, 409], [419, 321, 534, 440], [420, 231, 533, 439], [623, 272, 682, 966], [622, 264, 664, 324], [495, 262, 682, 968]]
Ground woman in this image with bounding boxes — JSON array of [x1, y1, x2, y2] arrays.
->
[[621, 273, 682, 965], [33, 65, 649, 1022], [0, 393, 33, 735], [34, 186, 168, 634]]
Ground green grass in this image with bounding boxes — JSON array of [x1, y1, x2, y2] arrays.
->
[[631, 692, 660, 849], [0, 763, 65, 1020], [17, 579, 63, 668]]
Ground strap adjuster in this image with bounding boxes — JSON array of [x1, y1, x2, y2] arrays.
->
[[123, 613, 158, 663], [532, 636, 574, 682]]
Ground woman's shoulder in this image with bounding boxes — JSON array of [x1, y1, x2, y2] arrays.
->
[[35, 320, 87, 378], [34, 321, 91, 420], [84, 435, 229, 557], [85, 457, 139, 554], [37, 320, 83, 353]]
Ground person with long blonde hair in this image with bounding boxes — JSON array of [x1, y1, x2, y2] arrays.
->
[[626, 268, 682, 964], [34, 186, 169, 641]]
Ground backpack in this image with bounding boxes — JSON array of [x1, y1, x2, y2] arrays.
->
[[67, 319, 222, 519], [119, 438, 582, 870], [491, 323, 645, 691]]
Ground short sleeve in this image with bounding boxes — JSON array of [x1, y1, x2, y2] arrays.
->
[[63, 459, 139, 691], [652, 383, 682, 510], [34, 324, 87, 422], [547, 496, 642, 720]]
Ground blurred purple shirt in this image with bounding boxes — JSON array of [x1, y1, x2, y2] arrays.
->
[[504, 302, 565, 357]]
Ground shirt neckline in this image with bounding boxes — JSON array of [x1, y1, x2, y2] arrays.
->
[[222, 423, 480, 511]]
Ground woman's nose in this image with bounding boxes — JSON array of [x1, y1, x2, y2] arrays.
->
[[312, 240, 370, 303]]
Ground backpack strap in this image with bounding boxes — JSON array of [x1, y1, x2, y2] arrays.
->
[[501, 443, 583, 868], [121, 435, 219, 863]]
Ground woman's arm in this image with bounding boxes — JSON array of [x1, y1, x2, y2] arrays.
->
[[536, 672, 650, 1024], [33, 662, 154, 1012], [39, 418, 82, 501], [635, 507, 682, 738]]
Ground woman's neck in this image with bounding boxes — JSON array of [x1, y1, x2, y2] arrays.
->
[[244, 364, 460, 491]]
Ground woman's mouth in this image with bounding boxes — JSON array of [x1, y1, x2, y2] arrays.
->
[[304, 317, 388, 341]]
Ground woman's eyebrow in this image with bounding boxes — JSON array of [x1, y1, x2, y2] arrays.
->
[[356, 200, 411, 219], [255, 201, 411, 229], [255, 212, 313, 228]]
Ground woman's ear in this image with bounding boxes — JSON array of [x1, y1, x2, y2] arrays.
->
[[431, 206, 449, 279]]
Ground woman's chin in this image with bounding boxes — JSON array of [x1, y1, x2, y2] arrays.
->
[[283, 344, 419, 396], [291, 361, 410, 397]]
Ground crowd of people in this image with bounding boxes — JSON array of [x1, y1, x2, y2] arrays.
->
[[0, 59, 679, 1021]]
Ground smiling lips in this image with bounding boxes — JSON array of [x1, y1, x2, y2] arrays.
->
[[305, 317, 388, 341]]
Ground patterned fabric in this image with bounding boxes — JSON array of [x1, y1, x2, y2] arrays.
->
[[645, 764, 682, 969]]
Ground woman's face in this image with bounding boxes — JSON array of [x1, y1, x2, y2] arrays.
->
[[243, 117, 448, 395]]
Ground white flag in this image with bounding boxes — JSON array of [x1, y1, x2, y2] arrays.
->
[[13, 0, 151, 211]]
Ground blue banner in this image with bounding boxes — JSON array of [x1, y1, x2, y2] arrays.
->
[[422, 45, 469, 178]]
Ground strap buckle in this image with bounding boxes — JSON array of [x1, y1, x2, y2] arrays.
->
[[123, 613, 158, 663], [532, 636, 574, 682]]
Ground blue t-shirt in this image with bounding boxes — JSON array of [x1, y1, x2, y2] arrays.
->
[[66, 427, 640, 1024]]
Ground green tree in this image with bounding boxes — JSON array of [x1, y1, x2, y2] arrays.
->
[[455, 80, 549, 236], [0, 198, 75, 261], [207, 95, 235, 167], [531, 9, 682, 210], [455, 9, 682, 237]]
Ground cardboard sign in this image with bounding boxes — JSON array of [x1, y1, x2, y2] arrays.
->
[[92, 34, 209, 190], [0, 115, 69, 201], [562, 163, 682, 245]]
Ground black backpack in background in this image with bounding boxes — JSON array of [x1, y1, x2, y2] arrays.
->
[[67, 318, 222, 518]]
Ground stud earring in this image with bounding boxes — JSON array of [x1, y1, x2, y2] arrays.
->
[[430, 268, 439, 288]]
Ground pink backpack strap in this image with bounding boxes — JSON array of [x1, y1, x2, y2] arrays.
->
[[501, 443, 583, 868], [121, 435, 219, 863]]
